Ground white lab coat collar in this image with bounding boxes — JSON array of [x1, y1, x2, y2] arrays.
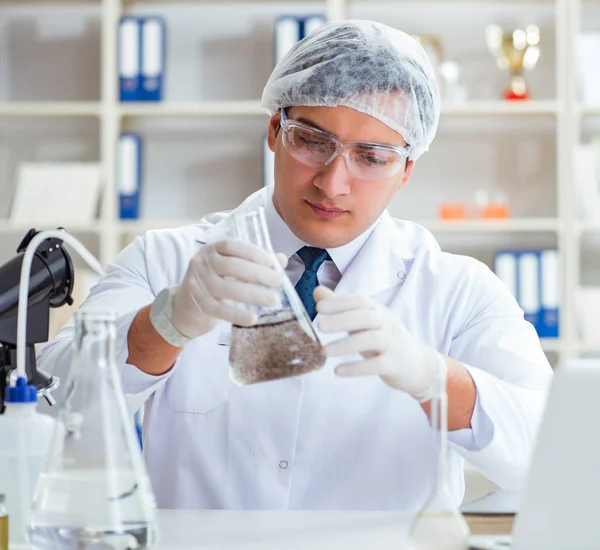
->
[[326, 222, 377, 277], [332, 210, 412, 298], [262, 187, 304, 260]]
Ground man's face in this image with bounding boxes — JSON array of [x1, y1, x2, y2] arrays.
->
[[267, 105, 415, 249]]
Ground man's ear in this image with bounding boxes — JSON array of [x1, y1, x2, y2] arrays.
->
[[267, 112, 281, 152], [398, 160, 415, 190]]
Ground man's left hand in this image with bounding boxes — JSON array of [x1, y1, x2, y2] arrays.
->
[[314, 286, 443, 402]]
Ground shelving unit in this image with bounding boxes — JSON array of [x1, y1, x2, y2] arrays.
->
[[0, 0, 595, 364]]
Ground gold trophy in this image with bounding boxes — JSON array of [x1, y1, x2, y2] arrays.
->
[[485, 24, 540, 101]]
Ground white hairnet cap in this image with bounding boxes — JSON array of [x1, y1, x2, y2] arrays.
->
[[261, 19, 441, 161]]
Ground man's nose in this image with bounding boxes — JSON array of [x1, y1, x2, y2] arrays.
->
[[313, 154, 352, 198]]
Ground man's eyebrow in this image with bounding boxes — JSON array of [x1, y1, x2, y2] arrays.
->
[[295, 116, 331, 134]]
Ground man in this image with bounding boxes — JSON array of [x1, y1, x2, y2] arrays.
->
[[38, 20, 552, 510]]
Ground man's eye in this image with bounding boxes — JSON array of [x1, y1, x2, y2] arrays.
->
[[299, 136, 328, 147], [360, 152, 389, 166]]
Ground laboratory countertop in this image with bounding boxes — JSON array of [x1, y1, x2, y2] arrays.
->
[[154, 509, 514, 549]]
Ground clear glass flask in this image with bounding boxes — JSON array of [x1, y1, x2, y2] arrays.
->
[[228, 207, 326, 385], [28, 311, 158, 550], [409, 357, 470, 550], [0, 494, 7, 550]]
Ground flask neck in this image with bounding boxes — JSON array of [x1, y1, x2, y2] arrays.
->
[[429, 390, 453, 501], [73, 312, 117, 370], [428, 358, 452, 501]]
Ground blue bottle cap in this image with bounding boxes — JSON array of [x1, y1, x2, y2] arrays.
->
[[5, 376, 37, 403]]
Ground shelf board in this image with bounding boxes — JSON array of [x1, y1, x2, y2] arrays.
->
[[117, 219, 200, 234], [0, 100, 559, 118], [117, 100, 559, 118], [117, 217, 563, 236], [574, 222, 600, 234], [418, 218, 561, 233], [0, 221, 104, 234], [441, 101, 558, 116], [0, 102, 101, 117], [540, 338, 563, 352], [122, 0, 301, 3], [0, 0, 98, 3], [580, 105, 600, 116], [119, 101, 265, 117], [576, 341, 600, 353], [357, 0, 555, 3], [118, 217, 562, 235]]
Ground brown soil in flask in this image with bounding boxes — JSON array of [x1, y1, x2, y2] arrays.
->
[[229, 309, 325, 385]]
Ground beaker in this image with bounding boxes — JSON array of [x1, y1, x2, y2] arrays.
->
[[28, 311, 158, 550], [228, 207, 325, 385], [409, 357, 470, 550]]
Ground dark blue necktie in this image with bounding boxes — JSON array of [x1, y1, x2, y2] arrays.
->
[[295, 246, 331, 321]]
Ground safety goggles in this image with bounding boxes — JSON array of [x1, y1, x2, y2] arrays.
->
[[279, 108, 411, 181]]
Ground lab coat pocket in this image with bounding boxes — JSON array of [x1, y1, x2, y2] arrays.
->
[[166, 327, 233, 414]]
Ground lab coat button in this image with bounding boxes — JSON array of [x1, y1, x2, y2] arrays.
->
[[279, 460, 289, 470], [397, 271, 406, 281]]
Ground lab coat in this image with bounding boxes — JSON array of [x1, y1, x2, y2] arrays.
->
[[38, 188, 553, 510]]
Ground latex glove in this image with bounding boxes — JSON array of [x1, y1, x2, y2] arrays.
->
[[171, 239, 287, 339], [315, 286, 444, 402]]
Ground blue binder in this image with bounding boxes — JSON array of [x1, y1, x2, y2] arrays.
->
[[118, 133, 143, 220], [118, 17, 142, 102], [140, 16, 166, 102], [494, 249, 560, 338]]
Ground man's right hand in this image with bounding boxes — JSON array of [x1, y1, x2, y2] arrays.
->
[[130, 239, 286, 375], [165, 239, 286, 341]]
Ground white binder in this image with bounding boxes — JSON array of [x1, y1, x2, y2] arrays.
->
[[303, 15, 327, 39], [275, 16, 301, 64], [494, 252, 517, 298], [117, 133, 142, 219], [140, 16, 165, 101], [518, 252, 540, 329], [119, 17, 141, 101]]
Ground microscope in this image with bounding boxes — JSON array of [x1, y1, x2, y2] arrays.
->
[[0, 229, 75, 412]]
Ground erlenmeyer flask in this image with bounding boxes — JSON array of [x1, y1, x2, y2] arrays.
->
[[229, 207, 325, 385], [409, 358, 470, 550], [28, 311, 158, 550]]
